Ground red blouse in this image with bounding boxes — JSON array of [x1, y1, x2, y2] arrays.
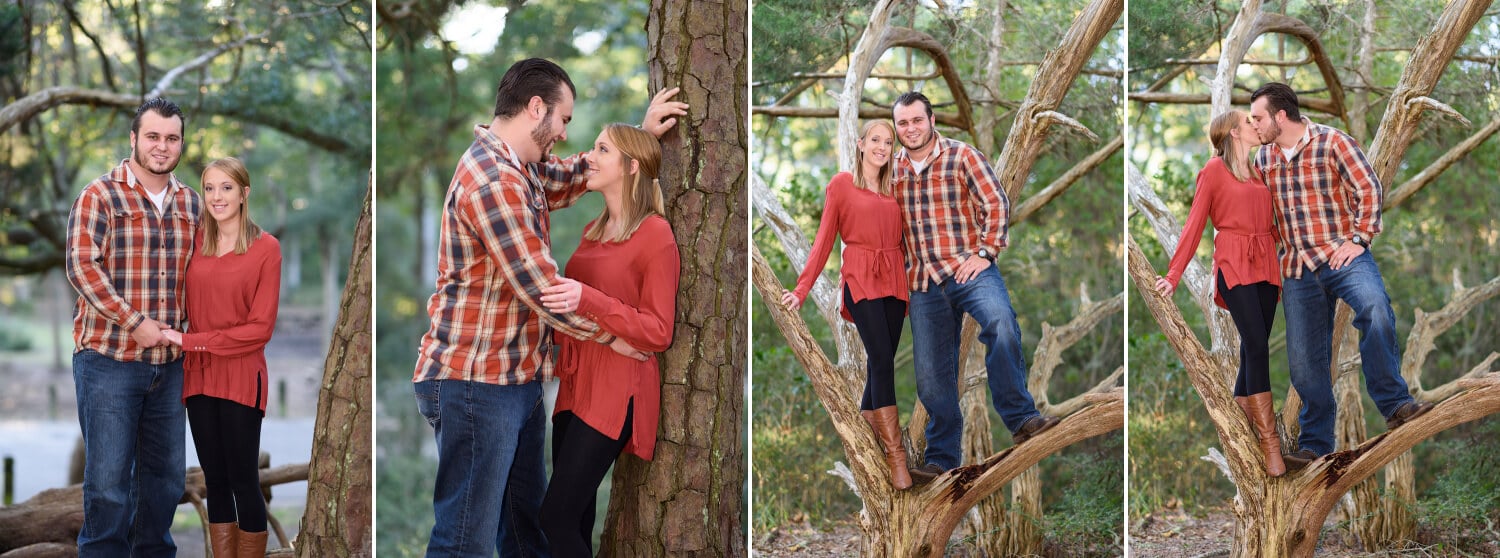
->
[[555, 215, 679, 461], [181, 230, 282, 412], [1164, 157, 1281, 308], [791, 172, 907, 321]]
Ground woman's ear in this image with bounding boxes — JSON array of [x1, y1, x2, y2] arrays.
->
[[630, 158, 640, 176]]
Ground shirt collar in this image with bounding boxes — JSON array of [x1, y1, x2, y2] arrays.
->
[[475, 124, 533, 180], [115, 159, 183, 196], [1279, 117, 1318, 161]]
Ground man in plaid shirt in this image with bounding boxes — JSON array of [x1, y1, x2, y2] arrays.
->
[[1249, 83, 1432, 469], [65, 98, 201, 556], [890, 92, 1059, 484], [412, 58, 685, 557]]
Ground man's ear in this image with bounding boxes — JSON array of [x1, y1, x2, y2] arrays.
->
[[527, 96, 547, 119]]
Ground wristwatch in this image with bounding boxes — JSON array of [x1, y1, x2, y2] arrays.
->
[[1350, 236, 1368, 248], [977, 248, 994, 261]]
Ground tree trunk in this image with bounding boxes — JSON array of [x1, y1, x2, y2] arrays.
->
[[294, 182, 372, 558], [597, 2, 748, 556]]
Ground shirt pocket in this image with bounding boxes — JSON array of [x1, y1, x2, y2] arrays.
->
[[169, 210, 197, 252], [111, 210, 147, 251]]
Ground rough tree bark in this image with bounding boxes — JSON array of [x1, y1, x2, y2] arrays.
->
[[596, 2, 747, 556], [294, 182, 372, 558]]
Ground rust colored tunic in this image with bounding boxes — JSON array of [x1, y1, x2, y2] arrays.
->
[[1165, 157, 1281, 308], [181, 231, 281, 412], [555, 215, 679, 460], [792, 172, 907, 321]]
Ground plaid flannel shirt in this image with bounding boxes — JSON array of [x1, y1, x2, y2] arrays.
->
[[65, 160, 201, 364], [413, 125, 611, 386], [893, 133, 1010, 291], [1254, 119, 1383, 279]]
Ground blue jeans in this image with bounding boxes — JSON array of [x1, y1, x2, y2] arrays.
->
[[1283, 251, 1413, 456], [72, 349, 186, 558], [910, 266, 1039, 470], [415, 380, 550, 558]]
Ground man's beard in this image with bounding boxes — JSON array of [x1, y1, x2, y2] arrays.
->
[[1258, 119, 1282, 146], [132, 140, 180, 176], [900, 127, 934, 152], [531, 108, 557, 159]]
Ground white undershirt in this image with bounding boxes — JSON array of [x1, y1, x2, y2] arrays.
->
[[145, 186, 169, 214], [1279, 122, 1312, 162], [910, 156, 930, 175]]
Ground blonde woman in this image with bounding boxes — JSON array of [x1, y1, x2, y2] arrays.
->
[[161, 157, 281, 557], [779, 120, 912, 489], [1155, 110, 1285, 476], [537, 123, 680, 557]]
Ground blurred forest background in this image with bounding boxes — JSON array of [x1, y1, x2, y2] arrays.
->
[[373, 2, 666, 556], [0, 0, 370, 549], [1129, 0, 1500, 552], [751, 0, 1124, 554]]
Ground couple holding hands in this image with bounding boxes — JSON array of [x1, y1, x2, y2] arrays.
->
[[779, 91, 1061, 490], [67, 98, 281, 557], [1153, 83, 1433, 477]]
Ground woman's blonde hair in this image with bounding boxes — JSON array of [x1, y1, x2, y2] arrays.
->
[[1208, 110, 1256, 182], [584, 124, 665, 243], [853, 120, 895, 196], [199, 157, 263, 256]]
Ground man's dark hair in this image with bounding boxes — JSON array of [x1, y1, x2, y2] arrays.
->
[[893, 91, 934, 119], [131, 98, 185, 135], [1250, 83, 1301, 122], [493, 58, 577, 119]]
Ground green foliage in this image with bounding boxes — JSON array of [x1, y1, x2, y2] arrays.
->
[[0, 320, 33, 352], [750, 0, 863, 104], [1417, 420, 1500, 547], [1042, 437, 1125, 556]]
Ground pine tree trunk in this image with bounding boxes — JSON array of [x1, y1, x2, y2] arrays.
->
[[598, 2, 748, 555], [295, 182, 372, 558]]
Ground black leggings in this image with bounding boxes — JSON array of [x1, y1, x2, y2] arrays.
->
[[844, 286, 906, 410], [186, 395, 266, 532], [1218, 272, 1279, 397], [540, 402, 633, 558]]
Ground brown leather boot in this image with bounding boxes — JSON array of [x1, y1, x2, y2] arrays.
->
[[1243, 392, 1286, 477], [236, 528, 269, 558], [209, 522, 237, 558], [869, 406, 913, 490]]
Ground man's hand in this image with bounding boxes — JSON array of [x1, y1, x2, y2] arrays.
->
[[779, 290, 803, 311], [1329, 241, 1365, 270], [642, 87, 689, 138], [608, 337, 649, 362], [954, 254, 992, 284], [160, 328, 183, 347], [131, 319, 165, 348], [541, 277, 585, 314], [1154, 276, 1176, 297]]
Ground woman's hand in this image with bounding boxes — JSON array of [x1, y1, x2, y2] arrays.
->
[[779, 290, 802, 311], [159, 328, 183, 347], [608, 337, 649, 362], [541, 277, 584, 313], [1154, 276, 1176, 297]]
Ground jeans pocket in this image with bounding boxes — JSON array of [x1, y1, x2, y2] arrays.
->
[[415, 381, 441, 428]]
